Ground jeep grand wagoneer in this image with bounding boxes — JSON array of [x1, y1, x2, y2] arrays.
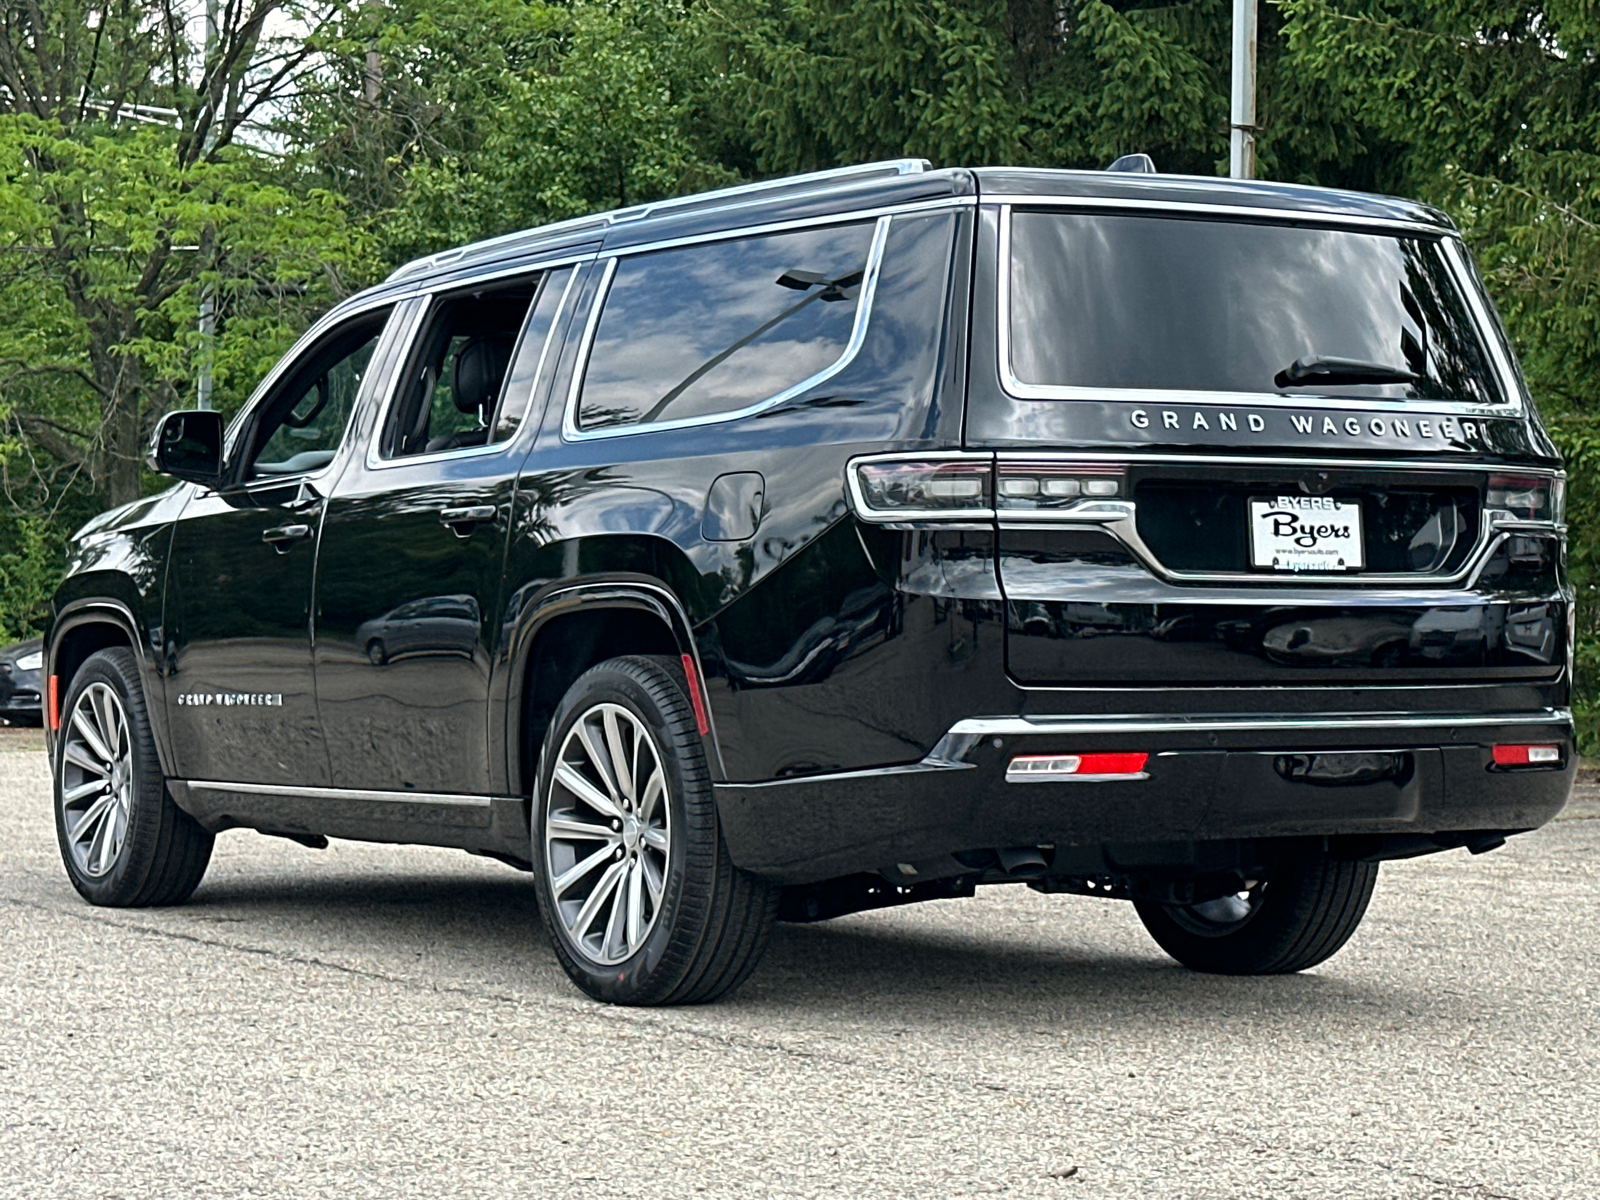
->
[[46, 159, 1573, 1004]]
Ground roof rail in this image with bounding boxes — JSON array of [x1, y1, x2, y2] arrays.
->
[[385, 159, 930, 284], [614, 158, 929, 224]]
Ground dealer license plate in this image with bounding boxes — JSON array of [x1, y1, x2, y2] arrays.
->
[[1249, 496, 1364, 572]]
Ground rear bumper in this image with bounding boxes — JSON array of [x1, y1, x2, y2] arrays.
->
[[714, 710, 1574, 883]]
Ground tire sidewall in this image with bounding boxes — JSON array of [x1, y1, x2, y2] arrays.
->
[[53, 649, 164, 905], [1135, 854, 1376, 975], [531, 660, 705, 1004]]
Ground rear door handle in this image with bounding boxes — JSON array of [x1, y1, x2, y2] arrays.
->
[[262, 523, 312, 552], [439, 505, 496, 535]]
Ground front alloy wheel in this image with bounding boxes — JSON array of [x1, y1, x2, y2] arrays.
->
[[59, 681, 135, 878], [53, 648, 213, 907]]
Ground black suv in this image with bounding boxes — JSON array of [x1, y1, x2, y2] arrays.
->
[[45, 160, 1573, 1005]]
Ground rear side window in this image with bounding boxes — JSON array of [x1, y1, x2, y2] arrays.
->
[[576, 221, 878, 432], [383, 280, 538, 458], [1007, 211, 1502, 406]]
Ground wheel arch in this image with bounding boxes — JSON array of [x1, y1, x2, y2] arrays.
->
[[502, 576, 721, 799], [47, 595, 174, 776]]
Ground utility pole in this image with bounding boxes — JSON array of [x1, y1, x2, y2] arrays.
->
[[1230, 0, 1257, 180], [196, 0, 220, 410]]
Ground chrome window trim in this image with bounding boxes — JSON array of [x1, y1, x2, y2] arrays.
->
[[993, 202, 1525, 417], [563, 214, 895, 442], [363, 262, 582, 472], [184, 780, 494, 808]]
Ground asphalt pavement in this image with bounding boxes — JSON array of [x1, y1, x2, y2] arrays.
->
[[2, 726, 1597, 1199]]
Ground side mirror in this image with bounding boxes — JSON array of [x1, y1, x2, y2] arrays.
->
[[148, 410, 224, 485]]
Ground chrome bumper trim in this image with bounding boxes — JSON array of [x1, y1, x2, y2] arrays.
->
[[716, 710, 1573, 791], [947, 710, 1573, 739]]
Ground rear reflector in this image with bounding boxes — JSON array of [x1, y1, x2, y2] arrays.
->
[[1006, 752, 1149, 782], [46, 675, 59, 732], [680, 654, 710, 737], [1491, 743, 1561, 767]]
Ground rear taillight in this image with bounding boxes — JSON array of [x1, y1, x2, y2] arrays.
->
[[849, 458, 993, 520], [995, 463, 1125, 511], [1006, 752, 1149, 782], [1487, 474, 1563, 524], [1491, 743, 1562, 767]]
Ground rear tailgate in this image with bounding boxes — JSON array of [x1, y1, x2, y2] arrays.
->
[[967, 192, 1566, 690], [995, 456, 1563, 686]]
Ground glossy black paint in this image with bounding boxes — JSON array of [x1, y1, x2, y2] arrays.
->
[[715, 725, 1575, 884], [1001, 529, 1563, 686], [44, 163, 1573, 889]]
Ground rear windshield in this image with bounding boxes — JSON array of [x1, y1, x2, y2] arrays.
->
[[1007, 211, 1503, 405]]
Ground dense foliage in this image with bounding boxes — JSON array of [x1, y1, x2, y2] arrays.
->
[[2, 0, 1597, 737]]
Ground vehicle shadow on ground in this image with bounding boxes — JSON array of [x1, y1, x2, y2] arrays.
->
[[178, 866, 1450, 1034], [750, 913, 1447, 1032]]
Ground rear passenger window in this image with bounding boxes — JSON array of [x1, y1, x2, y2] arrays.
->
[[382, 279, 538, 458], [576, 221, 878, 432]]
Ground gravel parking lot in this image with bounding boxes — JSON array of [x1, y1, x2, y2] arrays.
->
[[2, 726, 1597, 1199]]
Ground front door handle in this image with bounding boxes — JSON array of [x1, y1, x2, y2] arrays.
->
[[439, 505, 496, 536], [262, 523, 312, 552]]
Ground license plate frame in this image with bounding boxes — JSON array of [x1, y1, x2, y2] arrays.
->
[[1248, 495, 1364, 573]]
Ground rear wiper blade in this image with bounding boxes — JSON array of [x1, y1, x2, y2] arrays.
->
[[1274, 355, 1418, 389]]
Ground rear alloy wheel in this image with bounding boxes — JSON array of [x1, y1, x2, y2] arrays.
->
[[532, 656, 776, 1005], [54, 648, 213, 906], [545, 701, 671, 965], [1133, 853, 1379, 975]]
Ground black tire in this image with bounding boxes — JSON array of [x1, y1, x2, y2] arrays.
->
[[53, 648, 213, 907], [530, 655, 777, 1006], [1133, 853, 1378, 975]]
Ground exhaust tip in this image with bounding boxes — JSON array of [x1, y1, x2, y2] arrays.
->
[[997, 846, 1049, 878]]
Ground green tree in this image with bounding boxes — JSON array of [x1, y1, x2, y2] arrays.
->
[[0, 1, 357, 511], [291, 0, 734, 267]]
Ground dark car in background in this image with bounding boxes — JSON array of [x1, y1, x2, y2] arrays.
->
[[42, 159, 1574, 1005], [1, 638, 43, 725]]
